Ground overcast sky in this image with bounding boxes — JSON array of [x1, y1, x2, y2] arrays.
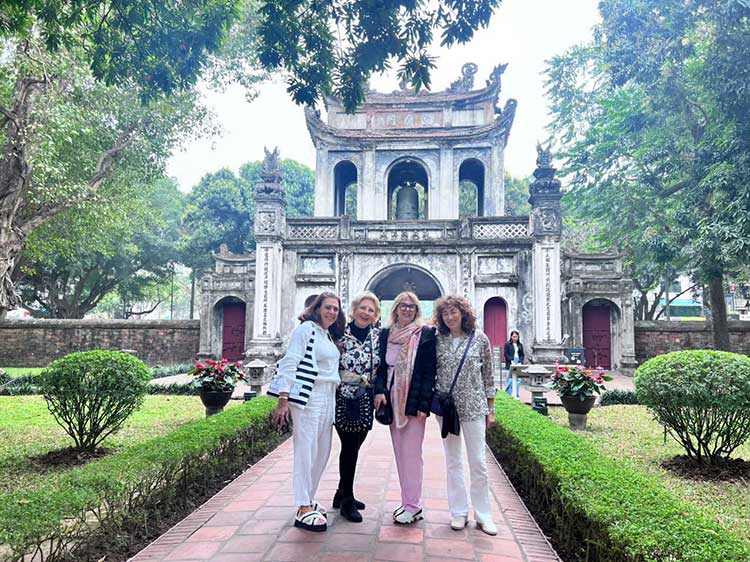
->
[[167, 0, 601, 192]]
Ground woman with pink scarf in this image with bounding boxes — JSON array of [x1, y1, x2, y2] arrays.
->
[[373, 291, 437, 525]]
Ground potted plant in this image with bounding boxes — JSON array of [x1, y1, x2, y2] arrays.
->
[[546, 364, 613, 416], [189, 359, 247, 415]]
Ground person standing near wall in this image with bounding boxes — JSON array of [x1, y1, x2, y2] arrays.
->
[[374, 291, 436, 525], [271, 292, 346, 532], [503, 330, 525, 399]]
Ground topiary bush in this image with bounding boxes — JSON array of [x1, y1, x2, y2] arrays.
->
[[599, 389, 639, 406], [635, 350, 750, 465], [40, 351, 151, 452]]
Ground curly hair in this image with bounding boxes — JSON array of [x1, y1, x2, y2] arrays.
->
[[433, 295, 477, 335]]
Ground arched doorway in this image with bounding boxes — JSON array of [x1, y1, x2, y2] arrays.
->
[[483, 297, 508, 360], [387, 159, 429, 220], [458, 158, 485, 217], [334, 160, 358, 218], [582, 299, 613, 369], [367, 264, 443, 319], [217, 297, 246, 361]]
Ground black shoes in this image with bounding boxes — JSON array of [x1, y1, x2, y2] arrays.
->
[[339, 498, 363, 523], [332, 489, 365, 510]]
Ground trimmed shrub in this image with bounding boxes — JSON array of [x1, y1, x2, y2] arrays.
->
[[488, 394, 750, 562], [599, 389, 639, 406], [150, 364, 193, 379], [0, 398, 282, 562], [147, 381, 199, 395], [635, 350, 750, 464], [40, 351, 151, 451]]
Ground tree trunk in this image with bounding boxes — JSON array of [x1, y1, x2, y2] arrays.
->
[[0, 225, 23, 318], [707, 274, 731, 351], [189, 269, 196, 319]]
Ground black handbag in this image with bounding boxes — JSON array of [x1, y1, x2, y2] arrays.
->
[[335, 382, 374, 432], [430, 332, 475, 438], [375, 376, 394, 425]]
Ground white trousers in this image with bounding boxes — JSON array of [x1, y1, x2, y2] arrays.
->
[[435, 415, 493, 524], [290, 381, 336, 507]]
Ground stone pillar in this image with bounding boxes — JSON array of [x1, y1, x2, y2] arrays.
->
[[362, 148, 384, 220], [620, 285, 638, 374], [529, 144, 565, 363], [247, 147, 286, 374], [487, 143, 505, 216], [437, 146, 455, 219], [314, 146, 331, 216]]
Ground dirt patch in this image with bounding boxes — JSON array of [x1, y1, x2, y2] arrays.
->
[[661, 455, 750, 483], [29, 446, 115, 468]]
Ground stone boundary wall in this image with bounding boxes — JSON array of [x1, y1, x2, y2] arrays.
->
[[634, 320, 750, 363], [0, 319, 200, 367]]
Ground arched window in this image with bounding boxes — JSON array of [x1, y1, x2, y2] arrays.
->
[[334, 161, 358, 218], [387, 160, 429, 220], [458, 158, 485, 217]]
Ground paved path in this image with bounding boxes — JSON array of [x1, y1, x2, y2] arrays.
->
[[130, 419, 560, 562]]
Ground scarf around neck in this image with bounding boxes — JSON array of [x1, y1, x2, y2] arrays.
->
[[387, 322, 422, 428]]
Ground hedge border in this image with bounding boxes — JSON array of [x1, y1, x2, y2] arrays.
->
[[0, 397, 284, 562], [488, 394, 750, 562]]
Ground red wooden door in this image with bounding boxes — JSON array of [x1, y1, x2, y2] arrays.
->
[[483, 297, 508, 361], [222, 301, 246, 362], [582, 303, 611, 369]]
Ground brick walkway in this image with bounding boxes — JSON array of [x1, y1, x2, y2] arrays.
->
[[130, 420, 560, 562]]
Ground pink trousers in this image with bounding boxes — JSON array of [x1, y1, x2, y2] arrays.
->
[[389, 415, 426, 513]]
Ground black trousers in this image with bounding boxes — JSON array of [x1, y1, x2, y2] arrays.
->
[[335, 425, 369, 498]]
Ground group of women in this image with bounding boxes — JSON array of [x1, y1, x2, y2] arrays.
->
[[271, 290, 501, 536]]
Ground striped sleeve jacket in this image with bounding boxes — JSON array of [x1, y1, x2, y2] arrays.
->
[[267, 321, 320, 408]]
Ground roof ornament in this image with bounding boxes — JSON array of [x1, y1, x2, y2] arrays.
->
[[535, 142, 554, 169], [447, 62, 478, 93], [486, 63, 508, 88], [256, 146, 285, 199]]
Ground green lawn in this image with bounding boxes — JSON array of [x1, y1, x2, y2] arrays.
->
[[0, 395, 241, 494], [1, 368, 43, 376], [549, 405, 750, 541]]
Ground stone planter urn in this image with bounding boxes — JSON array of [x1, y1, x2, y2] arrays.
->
[[199, 389, 234, 416], [561, 395, 596, 430]]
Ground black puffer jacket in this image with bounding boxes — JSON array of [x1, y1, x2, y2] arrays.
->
[[374, 326, 437, 416]]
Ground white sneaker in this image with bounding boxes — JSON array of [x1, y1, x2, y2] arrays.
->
[[476, 519, 498, 536], [450, 515, 468, 530], [393, 508, 423, 525]]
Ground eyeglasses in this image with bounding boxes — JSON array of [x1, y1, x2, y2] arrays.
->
[[398, 303, 417, 311]]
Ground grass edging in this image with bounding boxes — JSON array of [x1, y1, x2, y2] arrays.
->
[[0, 397, 284, 562], [488, 394, 750, 562]]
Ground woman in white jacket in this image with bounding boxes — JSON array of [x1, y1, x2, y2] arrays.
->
[[271, 292, 346, 532]]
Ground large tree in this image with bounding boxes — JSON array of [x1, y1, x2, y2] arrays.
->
[[15, 178, 183, 318], [547, 0, 750, 349]]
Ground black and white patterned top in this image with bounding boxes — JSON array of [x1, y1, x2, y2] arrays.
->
[[435, 330, 496, 421], [339, 322, 381, 384]]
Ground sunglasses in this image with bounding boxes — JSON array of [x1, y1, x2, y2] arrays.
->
[[398, 303, 417, 311]]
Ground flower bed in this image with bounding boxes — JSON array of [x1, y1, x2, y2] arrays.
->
[[487, 394, 750, 562], [0, 397, 283, 562]]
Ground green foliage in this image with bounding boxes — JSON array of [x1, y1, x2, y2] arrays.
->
[[40, 351, 151, 452], [599, 389, 639, 406], [547, 1, 750, 341], [257, 0, 500, 111], [0, 0, 242, 99], [635, 350, 750, 464], [487, 394, 750, 562], [180, 159, 315, 273], [504, 174, 531, 215], [0, 398, 281, 562], [150, 364, 193, 379], [17, 178, 185, 318]]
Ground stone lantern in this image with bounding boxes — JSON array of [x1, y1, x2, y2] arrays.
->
[[245, 358, 266, 395], [523, 364, 552, 415]]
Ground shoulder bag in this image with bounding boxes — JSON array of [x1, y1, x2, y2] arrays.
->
[[430, 331, 475, 438]]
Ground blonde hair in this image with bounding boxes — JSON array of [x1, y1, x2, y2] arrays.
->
[[388, 291, 423, 328], [348, 291, 381, 323]]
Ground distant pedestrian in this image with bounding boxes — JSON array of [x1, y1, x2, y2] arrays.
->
[[502, 330, 524, 399]]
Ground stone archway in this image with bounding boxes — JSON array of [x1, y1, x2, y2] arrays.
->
[[367, 264, 443, 319], [386, 159, 430, 220]]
